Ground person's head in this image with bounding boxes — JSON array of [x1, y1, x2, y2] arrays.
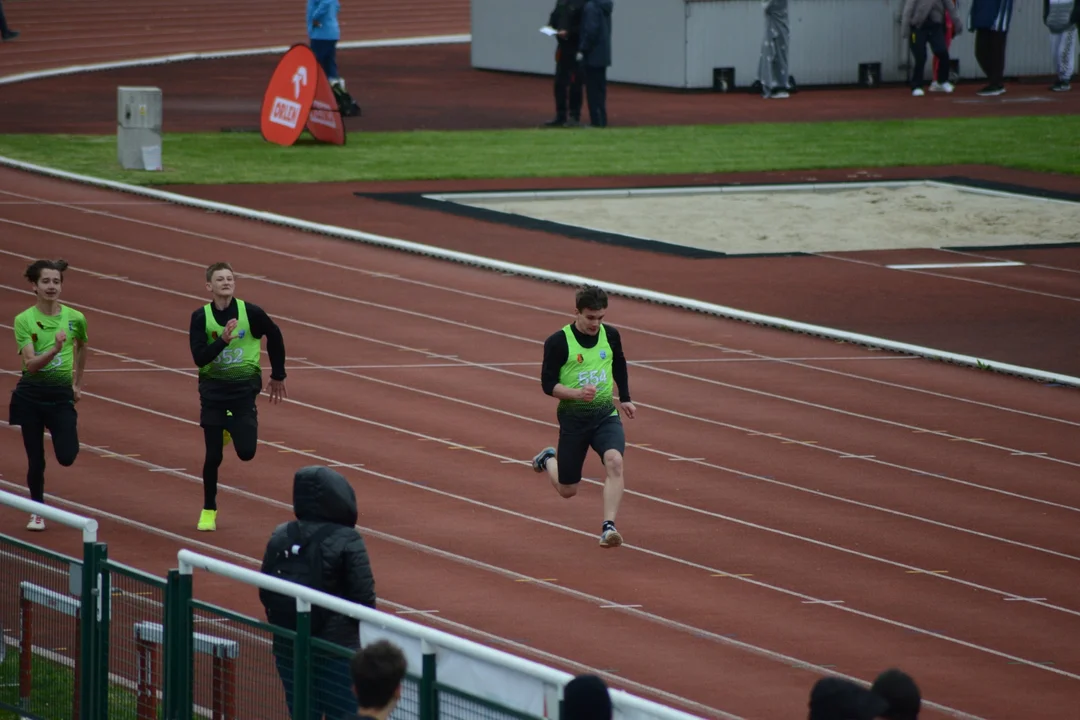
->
[[25, 259, 69, 302], [807, 677, 889, 720], [563, 674, 612, 720], [574, 285, 608, 336], [871, 669, 921, 720], [205, 262, 235, 299], [350, 640, 408, 714]]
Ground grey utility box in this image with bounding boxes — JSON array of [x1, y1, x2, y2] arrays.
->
[[117, 87, 163, 171]]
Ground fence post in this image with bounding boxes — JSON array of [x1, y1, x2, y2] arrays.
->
[[163, 568, 194, 719], [162, 570, 177, 720], [293, 600, 313, 720], [79, 540, 107, 719], [419, 639, 437, 720], [95, 545, 111, 720]]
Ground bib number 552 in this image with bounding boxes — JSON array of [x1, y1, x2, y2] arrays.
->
[[213, 347, 245, 367]]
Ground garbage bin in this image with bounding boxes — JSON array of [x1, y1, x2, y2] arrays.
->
[[117, 87, 163, 171]]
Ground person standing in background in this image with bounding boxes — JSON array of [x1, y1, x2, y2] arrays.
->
[[901, 0, 963, 96], [758, 0, 792, 99], [933, 0, 959, 85], [307, 0, 359, 116], [968, 0, 1014, 96], [545, 0, 586, 127], [577, 0, 613, 127], [308, 0, 341, 87], [1044, 0, 1077, 91], [0, 0, 19, 41]]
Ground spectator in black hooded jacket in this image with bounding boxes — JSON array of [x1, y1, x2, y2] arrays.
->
[[577, 0, 613, 127], [262, 465, 376, 720]]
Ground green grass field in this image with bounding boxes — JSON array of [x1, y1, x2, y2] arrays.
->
[[0, 115, 1077, 185], [0, 648, 142, 720]]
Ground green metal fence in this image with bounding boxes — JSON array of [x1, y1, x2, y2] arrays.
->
[[0, 491, 706, 720]]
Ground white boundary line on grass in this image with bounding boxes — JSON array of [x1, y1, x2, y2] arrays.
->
[[1, 155, 1079, 388], [0, 33, 471, 86]]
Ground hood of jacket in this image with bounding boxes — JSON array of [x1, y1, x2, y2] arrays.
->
[[292, 465, 358, 527], [594, 0, 613, 14]]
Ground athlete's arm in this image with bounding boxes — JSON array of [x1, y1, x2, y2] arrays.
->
[[541, 331, 585, 400], [72, 313, 89, 396], [189, 309, 227, 368], [19, 343, 61, 374], [72, 338, 87, 391], [246, 303, 288, 381], [606, 325, 631, 402], [15, 316, 62, 374]]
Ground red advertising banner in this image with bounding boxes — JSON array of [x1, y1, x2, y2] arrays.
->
[[261, 44, 347, 147], [305, 63, 346, 146]]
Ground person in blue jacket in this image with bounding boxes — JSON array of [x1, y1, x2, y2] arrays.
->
[[307, 0, 360, 116], [576, 0, 613, 127], [968, 0, 1014, 96]]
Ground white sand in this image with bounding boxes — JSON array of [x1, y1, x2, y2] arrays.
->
[[454, 183, 1080, 255]]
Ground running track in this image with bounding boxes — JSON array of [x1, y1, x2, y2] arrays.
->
[[1, 167, 1079, 720]]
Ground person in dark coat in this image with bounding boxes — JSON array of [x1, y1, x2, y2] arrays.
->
[[0, 0, 19, 41], [807, 677, 889, 720], [545, 0, 586, 127], [263, 465, 376, 720], [577, 0, 613, 127], [968, 0, 1015, 95], [871, 669, 922, 720]]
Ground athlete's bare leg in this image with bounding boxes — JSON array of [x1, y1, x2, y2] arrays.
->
[[544, 456, 577, 498], [601, 449, 624, 523]]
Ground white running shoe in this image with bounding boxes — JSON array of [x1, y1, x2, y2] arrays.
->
[[27, 515, 45, 531], [912, 87, 925, 97]]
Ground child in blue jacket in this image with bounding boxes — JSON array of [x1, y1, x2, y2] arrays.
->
[[307, 0, 359, 116]]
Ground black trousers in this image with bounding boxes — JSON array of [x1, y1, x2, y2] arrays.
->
[[0, 1, 11, 35], [554, 48, 583, 121], [910, 22, 950, 87], [9, 392, 80, 504], [584, 65, 608, 127], [974, 29, 1008, 86], [201, 400, 259, 510]]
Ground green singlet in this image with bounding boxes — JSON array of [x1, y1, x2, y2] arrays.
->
[[200, 300, 262, 382], [13, 304, 88, 389], [557, 323, 617, 417]]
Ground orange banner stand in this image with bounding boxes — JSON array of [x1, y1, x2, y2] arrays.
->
[[260, 44, 347, 147]]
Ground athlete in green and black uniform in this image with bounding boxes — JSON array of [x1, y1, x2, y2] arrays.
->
[[8, 260, 88, 532], [532, 285, 636, 548], [188, 262, 288, 532]]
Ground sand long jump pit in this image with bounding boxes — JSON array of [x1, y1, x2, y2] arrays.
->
[[413, 180, 1080, 257]]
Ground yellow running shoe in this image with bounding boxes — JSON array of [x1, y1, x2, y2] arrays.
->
[[197, 509, 217, 531]]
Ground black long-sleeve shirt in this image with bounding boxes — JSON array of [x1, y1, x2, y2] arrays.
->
[[189, 298, 286, 402], [541, 323, 630, 402]]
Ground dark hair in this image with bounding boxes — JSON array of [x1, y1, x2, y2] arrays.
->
[[205, 262, 233, 282], [350, 640, 407, 709], [575, 285, 608, 312], [25, 259, 69, 284], [871, 669, 921, 720]]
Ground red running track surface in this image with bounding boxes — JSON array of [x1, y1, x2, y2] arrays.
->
[[0, 0, 469, 78], [1, 167, 1079, 719]]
